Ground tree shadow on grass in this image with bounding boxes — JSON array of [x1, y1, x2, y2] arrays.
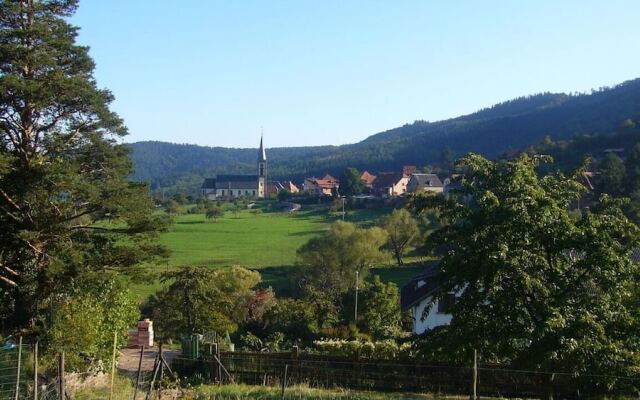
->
[[177, 220, 206, 224], [255, 265, 297, 297]]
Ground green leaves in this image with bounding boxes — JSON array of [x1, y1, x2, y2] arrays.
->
[[153, 266, 264, 338], [382, 208, 419, 266], [412, 154, 640, 378], [296, 221, 388, 298]]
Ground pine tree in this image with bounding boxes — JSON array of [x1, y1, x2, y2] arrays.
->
[[0, 0, 168, 331]]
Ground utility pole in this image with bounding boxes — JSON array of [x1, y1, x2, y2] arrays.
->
[[354, 271, 359, 321], [341, 197, 345, 221]]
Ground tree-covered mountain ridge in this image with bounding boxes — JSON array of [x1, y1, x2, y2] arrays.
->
[[130, 78, 640, 191]]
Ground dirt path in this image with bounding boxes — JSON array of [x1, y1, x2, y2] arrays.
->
[[118, 346, 179, 373]]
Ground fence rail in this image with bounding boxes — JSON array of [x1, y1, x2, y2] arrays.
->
[[171, 351, 640, 398]]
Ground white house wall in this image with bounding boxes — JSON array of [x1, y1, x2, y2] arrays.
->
[[411, 296, 453, 335]]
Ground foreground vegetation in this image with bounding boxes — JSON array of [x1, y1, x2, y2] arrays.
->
[[191, 384, 438, 400]]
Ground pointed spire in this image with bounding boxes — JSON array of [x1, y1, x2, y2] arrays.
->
[[258, 130, 266, 161]]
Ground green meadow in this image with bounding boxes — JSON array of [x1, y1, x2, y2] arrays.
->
[[130, 202, 430, 301]]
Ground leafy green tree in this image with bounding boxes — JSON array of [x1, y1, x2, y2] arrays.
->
[[296, 221, 388, 299], [166, 199, 180, 215], [206, 205, 225, 222], [595, 152, 626, 196], [277, 189, 292, 202], [382, 208, 419, 265], [0, 0, 168, 332], [343, 276, 402, 339], [232, 200, 243, 218], [263, 298, 319, 343], [153, 266, 262, 338], [172, 193, 187, 205], [47, 273, 138, 371], [339, 168, 364, 196], [626, 142, 640, 193], [412, 154, 640, 378]]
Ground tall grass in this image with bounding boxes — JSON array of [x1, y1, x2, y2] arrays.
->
[[191, 383, 439, 400]]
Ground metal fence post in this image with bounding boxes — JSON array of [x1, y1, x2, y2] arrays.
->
[[280, 364, 288, 400], [471, 349, 477, 400], [58, 353, 65, 400], [14, 335, 22, 400], [109, 331, 117, 400], [33, 341, 38, 400], [133, 345, 144, 400]]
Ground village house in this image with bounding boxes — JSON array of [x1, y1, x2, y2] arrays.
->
[[201, 136, 268, 199], [360, 171, 377, 189], [268, 180, 300, 197], [406, 173, 444, 194], [303, 174, 339, 196], [400, 265, 459, 335], [373, 172, 408, 197], [371, 166, 415, 197]]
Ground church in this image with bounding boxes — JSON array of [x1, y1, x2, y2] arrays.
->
[[201, 136, 268, 199]]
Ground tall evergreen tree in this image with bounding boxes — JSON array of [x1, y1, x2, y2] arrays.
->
[[339, 167, 364, 196], [0, 0, 168, 332], [625, 142, 640, 192], [595, 152, 626, 196]]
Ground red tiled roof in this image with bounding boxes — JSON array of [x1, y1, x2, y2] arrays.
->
[[402, 165, 416, 177], [322, 174, 338, 183], [360, 171, 377, 185]]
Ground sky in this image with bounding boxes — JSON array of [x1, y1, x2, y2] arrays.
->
[[71, 1, 640, 148]]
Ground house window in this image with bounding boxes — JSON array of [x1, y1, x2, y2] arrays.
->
[[245, 190, 249, 195], [437, 293, 456, 314], [221, 190, 225, 195], [253, 190, 256, 196]]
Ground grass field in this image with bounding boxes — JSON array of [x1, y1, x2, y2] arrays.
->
[[130, 201, 432, 301]]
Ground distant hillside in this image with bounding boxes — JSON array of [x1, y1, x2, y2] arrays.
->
[[129, 78, 640, 194]]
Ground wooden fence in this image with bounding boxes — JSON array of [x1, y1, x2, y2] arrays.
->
[[171, 350, 640, 398]]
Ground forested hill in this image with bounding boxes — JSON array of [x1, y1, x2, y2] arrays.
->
[[129, 78, 640, 192]]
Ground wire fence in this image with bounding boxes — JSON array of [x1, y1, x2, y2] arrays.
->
[[0, 342, 175, 400], [0, 342, 31, 400], [170, 351, 640, 399], [3, 342, 640, 399]]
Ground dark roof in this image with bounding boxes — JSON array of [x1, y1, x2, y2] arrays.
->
[[400, 264, 441, 310], [373, 172, 405, 189], [217, 175, 258, 189], [409, 173, 444, 188], [202, 175, 258, 190], [216, 175, 257, 182], [202, 178, 217, 189]]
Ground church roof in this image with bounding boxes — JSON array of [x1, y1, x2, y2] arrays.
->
[[216, 175, 258, 189], [201, 178, 217, 189], [202, 175, 258, 190]]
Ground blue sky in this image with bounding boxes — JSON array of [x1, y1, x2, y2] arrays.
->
[[71, 1, 640, 148]]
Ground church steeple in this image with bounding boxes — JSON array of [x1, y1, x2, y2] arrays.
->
[[258, 133, 266, 162], [257, 133, 267, 198]]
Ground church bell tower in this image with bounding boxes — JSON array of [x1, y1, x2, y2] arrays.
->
[[257, 134, 267, 198]]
